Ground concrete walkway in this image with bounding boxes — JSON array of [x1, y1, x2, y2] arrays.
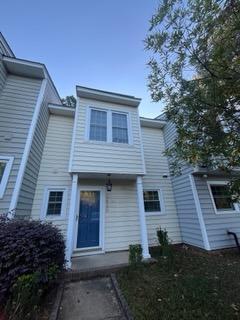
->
[[58, 277, 126, 320]]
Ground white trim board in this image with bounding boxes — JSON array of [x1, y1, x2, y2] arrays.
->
[[68, 97, 79, 172], [9, 79, 47, 214], [189, 174, 211, 250], [0, 156, 14, 199]]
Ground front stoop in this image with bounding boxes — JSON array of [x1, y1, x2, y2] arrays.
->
[[63, 263, 129, 282], [62, 250, 157, 282]]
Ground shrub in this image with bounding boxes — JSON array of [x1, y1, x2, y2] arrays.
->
[[6, 266, 59, 320], [129, 244, 142, 267], [157, 227, 172, 258], [0, 216, 65, 305]]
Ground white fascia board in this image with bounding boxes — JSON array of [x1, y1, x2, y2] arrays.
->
[[76, 86, 141, 107], [48, 104, 75, 117], [140, 117, 166, 128]]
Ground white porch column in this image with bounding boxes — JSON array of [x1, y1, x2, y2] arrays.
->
[[66, 174, 78, 268], [136, 176, 151, 259]]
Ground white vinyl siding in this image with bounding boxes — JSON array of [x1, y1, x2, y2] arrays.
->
[[0, 75, 42, 214], [71, 97, 144, 175], [141, 126, 182, 246], [105, 180, 141, 251], [31, 114, 73, 237], [16, 81, 61, 218], [0, 59, 7, 95], [161, 121, 205, 248]]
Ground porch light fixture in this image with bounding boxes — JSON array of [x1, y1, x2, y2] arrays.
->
[[106, 174, 112, 192]]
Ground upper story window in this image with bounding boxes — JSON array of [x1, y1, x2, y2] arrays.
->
[[112, 112, 128, 143], [88, 108, 130, 144], [90, 109, 107, 141], [208, 181, 240, 214], [0, 156, 14, 199]]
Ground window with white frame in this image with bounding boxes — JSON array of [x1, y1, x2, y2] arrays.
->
[[89, 109, 107, 141], [42, 187, 67, 219], [143, 190, 162, 213], [208, 181, 240, 213], [88, 108, 130, 144], [112, 112, 128, 143], [0, 156, 14, 198]]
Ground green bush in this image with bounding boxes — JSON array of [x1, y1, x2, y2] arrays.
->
[[129, 244, 142, 267], [0, 216, 65, 319], [6, 265, 59, 320], [157, 228, 172, 258]]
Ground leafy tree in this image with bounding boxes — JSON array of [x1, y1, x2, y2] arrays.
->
[[61, 95, 76, 108], [146, 0, 240, 199]]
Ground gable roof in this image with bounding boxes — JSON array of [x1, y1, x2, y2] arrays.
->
[[0, 32, 15, 57]]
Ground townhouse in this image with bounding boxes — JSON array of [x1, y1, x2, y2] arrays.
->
[[0, 33, 239, 267]]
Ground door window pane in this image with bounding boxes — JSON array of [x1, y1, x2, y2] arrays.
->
[[90, 110, 107, 141]]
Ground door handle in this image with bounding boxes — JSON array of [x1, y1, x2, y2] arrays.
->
[[76, 214, 79, 221]]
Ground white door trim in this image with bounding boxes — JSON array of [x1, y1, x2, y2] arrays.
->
[[74, 185, 105, 252]]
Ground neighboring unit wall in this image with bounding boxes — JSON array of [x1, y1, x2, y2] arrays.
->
[[0, 75, 42, 213], [194, 175, 240, 249], [162, 121, 205, 248], [16, 82, 60, 218], [71, 98, 144, 175], [31, 114, 73, 236], [141, 126, 182, 245], [0, 58, 7, 94]]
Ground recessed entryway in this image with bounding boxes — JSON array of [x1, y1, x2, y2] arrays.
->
[[75, 187, 104, 251]]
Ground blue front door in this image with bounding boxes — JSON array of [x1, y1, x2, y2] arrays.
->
[[77, 190, 100, 248]]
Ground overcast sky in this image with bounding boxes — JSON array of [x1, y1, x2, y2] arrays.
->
[[0, 0, 164, 117]]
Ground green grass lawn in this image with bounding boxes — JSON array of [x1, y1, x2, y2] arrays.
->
[[117, 246, 240, 320]]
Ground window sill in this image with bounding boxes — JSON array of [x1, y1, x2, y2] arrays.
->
[[145, 211, 166, 216], [215, 210, 240, 215], [83, 140, 134, 148], [44, 215, 66, 221]]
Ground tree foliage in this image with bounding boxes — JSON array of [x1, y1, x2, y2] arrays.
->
[[61, 95, 76, 108], [146, 0, 240, 199]]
